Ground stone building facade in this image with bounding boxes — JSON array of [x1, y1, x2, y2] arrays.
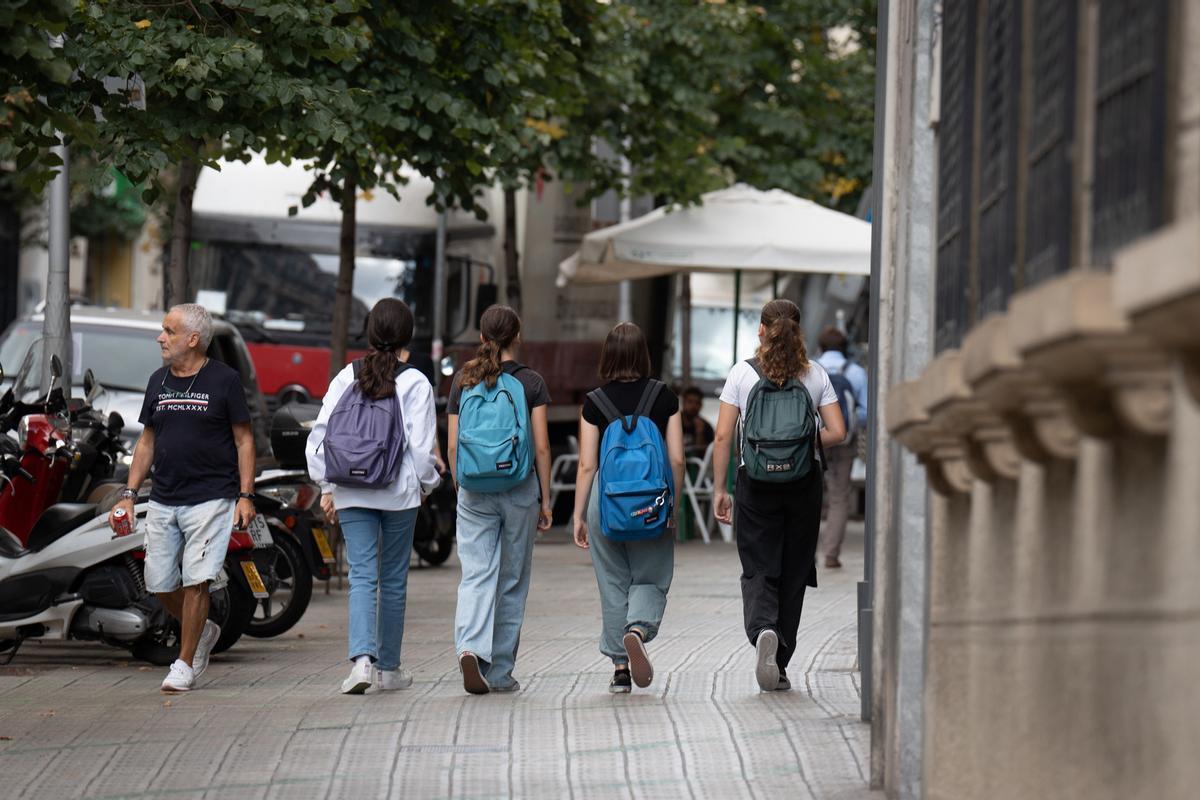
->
[[871, 0, 1200, 797]]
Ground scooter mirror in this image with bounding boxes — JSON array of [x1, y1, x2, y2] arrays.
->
[[50, 354, 63, 379], [0, 363, 4, 382], [83, 368, 96, 399], [107, 411, 124, 436]]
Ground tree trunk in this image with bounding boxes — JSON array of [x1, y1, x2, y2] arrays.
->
[[503, 187, 520, 311], [165, 156, 198, 308], [329, 171, 357, 381]]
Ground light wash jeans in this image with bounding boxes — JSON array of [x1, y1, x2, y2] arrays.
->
[[338, 506, 418, 671], [454, 472, 540, 688], [587, 477, 675, 664]]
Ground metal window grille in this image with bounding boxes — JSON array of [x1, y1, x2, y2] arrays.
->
[[976, 0, 1022, 317], [1025, 0, 1078, 286], [1092, 0, 1168, 265], [935, 0, 977, 352]]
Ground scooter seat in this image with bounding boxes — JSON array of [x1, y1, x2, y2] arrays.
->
[[27, 504, 99, 553], [0, 527, 26, 558]]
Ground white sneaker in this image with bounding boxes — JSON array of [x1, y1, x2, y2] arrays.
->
[[191, 620, 221, 681], [375, 668, 414, 691], [341, 657, 374, 695], [161, 659, 195, 693], [755, 630, 781, 692]]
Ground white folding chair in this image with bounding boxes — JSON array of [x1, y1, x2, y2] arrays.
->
[[683, 441, 716, 543], [547, 452, 579, 512]]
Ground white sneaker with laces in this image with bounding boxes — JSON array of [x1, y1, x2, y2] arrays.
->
[[161, 659, 195, 693], [375, 668, 414, 691], [341, 656, 374, 695], [191, 620, 221, 681]]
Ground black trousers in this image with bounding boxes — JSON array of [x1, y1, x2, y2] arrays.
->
[[734, 467, 822, 669]]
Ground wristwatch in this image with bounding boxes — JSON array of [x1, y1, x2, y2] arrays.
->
[[237, 492, 256, 501], [119, 488, 138, 501]]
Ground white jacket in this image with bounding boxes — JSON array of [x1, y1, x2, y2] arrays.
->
[[305, 363, 441, 511]]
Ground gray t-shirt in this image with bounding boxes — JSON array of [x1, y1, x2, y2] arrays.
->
[[446, 360, 550, 415]]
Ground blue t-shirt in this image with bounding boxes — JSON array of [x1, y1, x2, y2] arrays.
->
[[138, 359, 251, 506]]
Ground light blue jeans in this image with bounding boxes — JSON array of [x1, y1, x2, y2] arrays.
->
[[587, 477, 675, 664], [454, 473, 540, 688], [338, 506, 418, 671]]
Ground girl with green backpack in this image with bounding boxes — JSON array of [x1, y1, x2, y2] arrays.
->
[[447, 305, 553, 695], [712, 299, 845, 692]]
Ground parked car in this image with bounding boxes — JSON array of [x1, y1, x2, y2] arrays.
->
[[0, 307, 272, 464]]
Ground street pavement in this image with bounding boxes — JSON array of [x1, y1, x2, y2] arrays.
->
[[0, 523, 874, 799]]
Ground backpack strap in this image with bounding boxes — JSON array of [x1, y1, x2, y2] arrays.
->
[[746, 358, 763, 378], [587, 387, 633, 433], [502, 362, 528, 377], [634, 379, 665, 421]]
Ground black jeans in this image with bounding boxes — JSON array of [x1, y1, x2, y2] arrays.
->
[[734, 467, 822, 669]]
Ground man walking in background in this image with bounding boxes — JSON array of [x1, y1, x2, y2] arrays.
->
[[816, 327, 867, 569], [109, 303, 257, 692]]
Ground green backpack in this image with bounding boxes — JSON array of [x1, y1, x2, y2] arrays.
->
[[741, 358, 819, 482]]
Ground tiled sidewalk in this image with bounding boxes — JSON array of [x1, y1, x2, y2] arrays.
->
[[0, 526, 874, 799]]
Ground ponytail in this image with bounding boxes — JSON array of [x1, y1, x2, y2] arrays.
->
[[756, 299, 809, 385], [358, 298, 415, 400], [457, 305, 522, 390]]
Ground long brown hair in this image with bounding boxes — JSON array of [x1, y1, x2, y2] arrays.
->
[[755, 299, 809, 384], [358, 298, 415, 400], [458, 305, 521, 389], [598, 322, 652, 381]]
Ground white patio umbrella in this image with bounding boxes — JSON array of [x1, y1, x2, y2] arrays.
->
[[556, 183, 871, 287], [556, 184, 871, 374]]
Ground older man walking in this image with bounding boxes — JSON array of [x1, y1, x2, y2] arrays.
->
[[109, 303, 256, 692]]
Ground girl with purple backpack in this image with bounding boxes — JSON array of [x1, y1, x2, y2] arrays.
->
[[306, 298, 441, 695]]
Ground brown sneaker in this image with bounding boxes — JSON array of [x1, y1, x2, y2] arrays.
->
[[825, 555, 842, 569], [458, 652, 490, 695], [622, 630, 654, 688]]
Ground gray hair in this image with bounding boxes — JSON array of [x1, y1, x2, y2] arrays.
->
[[171, 303, 213, 349]]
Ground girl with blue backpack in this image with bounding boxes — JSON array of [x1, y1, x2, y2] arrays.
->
[[447, 305, 553, 695], [305, 298, 442, 695], [712, 299, 845, 692], [572, 323, 685, 693]]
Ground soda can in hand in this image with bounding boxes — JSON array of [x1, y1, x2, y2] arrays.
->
[[112, 506, 134, 537]]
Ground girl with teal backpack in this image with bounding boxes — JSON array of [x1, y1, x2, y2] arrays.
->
[[447, 306, 552, 695], [711, 300, 845, 692], [572, 323, 685, 694]]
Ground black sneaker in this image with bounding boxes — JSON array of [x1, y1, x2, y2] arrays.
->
[[775, 669, 791, 691], [458, 652, 490, 695], [609, 667, 632, 694]]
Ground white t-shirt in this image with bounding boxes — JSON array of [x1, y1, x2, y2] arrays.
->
[[719, 359, 839, 418]]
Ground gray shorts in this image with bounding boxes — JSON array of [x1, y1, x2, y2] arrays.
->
[[143, 498, 237, 593]]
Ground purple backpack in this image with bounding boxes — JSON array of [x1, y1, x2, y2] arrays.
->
[[321, 360, 408, 489]]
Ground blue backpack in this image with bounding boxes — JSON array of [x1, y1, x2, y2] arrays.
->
[[320, 360, 409, 489], [826, 361, 858, 446], [589, 381, 673, 541], [455, 364, 533, 492]]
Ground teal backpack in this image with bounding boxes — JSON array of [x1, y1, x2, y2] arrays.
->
[[455, 364, 532, 492], [590, 381, 673, 540], [741, 358, 819, 482]]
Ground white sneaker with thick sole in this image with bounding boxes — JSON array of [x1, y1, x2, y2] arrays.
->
[[341, 657, 374, 695], [375, 668, 414, 691], [161, 659, 195, 693], [755, 630, 781, 691], [191, 620, 221, 681]]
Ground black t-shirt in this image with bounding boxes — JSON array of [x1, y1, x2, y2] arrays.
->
[[446, 361, 551, 414], [582, 379, 679, 439], [138, 359, 252, 506]]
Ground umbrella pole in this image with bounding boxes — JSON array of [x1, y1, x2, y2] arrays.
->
[[680, 272, 692, 386], [732, 270, 741, 366]]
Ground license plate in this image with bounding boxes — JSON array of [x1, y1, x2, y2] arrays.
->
[[247, 514, 273, 549], [240, 560, 270, 599], [311, 526, 336, 564]]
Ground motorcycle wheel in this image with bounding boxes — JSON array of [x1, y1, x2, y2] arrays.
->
[[245, 531, 313, 638], [413, 530, 455, 566], [213, 571, 255, 653], [129, 584, 239, 666]]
